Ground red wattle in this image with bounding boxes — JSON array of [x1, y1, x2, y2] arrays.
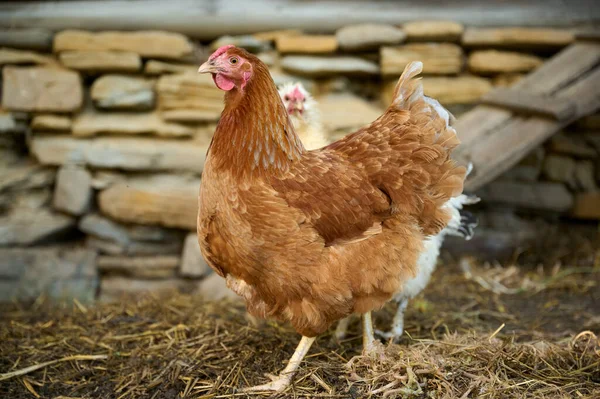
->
[[213, 74, 235, 91]]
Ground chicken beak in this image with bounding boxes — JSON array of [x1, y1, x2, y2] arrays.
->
[[293, 101, 304, 114], [198, 61, 217, 74]]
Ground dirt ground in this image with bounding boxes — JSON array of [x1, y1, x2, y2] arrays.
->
[[1, 226, 599, 398]]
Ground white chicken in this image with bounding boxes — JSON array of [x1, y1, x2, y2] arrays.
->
[[278, 82, 329, 150], [374, 173, 480, 341], [279, 82, 480, 342]]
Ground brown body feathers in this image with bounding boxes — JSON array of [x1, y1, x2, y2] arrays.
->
[[198, 48, 466, 337]]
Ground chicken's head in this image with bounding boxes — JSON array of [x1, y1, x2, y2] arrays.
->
[[198, 45, 253, 91], [279, 83, 308, 117]]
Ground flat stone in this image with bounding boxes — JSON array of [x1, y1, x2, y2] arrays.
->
[[91, 75, 154, 110], [336, 24, 405, 51], [160, 109, 223, 123], [476, 180, 574, 212], [0, 247, 98, 303], [0, 208, 76, 246], [462, 28, 575, 49], [30, 135, 207, 173], [403, 20, 464, 42], [0, 161, 55, 193], [86, 235, 183, 256], [257, 51, 278, 66], [318, 93, 383, 132], [31, 114, 72, 131], [548, 133, 597, 158], [85, 236, 126, 255], [0, 47, 57, 65], [269, 67, 316, 93], [72, 112, 194, 138], [144, 60, 197, 75], [54, 30, 193, 59], [97, 255, 180, 279], [276, 35, 337, 54], [0, 28, 54, 51], [156, 73, 223, 120], [381, 43, 464, 76], [80, 213, 130, 246], [2, 66, 83, 112], [571, 193, 600, 220], [281, 55, 379, 77], [210, 35, 269, 53], [194, 272, 240, 302], [254, 30, 302, 42], [4, 187, 53, 216], [382, 75, 492, 106], [492, 73, 525, 88], [127, 224, 181, 242], [52, 164, 93, 216], [100, 276, 195, 302], [180, 233, 210, 278], [59, 51, 141, 72], [501, 147, 545, 182], [0, 111, 18, 133], [80, 213, 184, 246], [0, 113, 29, 137], [422, 76, 492, 105], [574, 161, 597, 192], [314, 77, 351, 96], [98, 174, 199, 230], [543, 155, 576, 184], [91, 171, 126, 190], [468, 50, 543, 75]]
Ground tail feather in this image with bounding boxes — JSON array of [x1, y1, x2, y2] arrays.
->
[[389, 61, 468, 235], [392, 61, 424, 107], [445, 193, 481, 240], [332, 61, 470, 238], [457, 209, 478, 240], [392, 61, 461, 152]]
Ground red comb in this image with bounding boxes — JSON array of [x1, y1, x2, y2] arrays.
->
[[210, 45, 235, 60], [291, 85, 304, 98]]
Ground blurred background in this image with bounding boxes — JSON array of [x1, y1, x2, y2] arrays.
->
[[1, 0, 599, 304]]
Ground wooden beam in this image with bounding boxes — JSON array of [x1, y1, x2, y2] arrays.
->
[[0, 0, 598, 40], [575, 29, 600, 42], [455, 43, 600, 153], [464, 66, 600, 191], [480, 88, 576, 120]]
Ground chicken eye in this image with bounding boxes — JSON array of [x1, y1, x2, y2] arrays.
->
[[284, 95, 289, 101], [301, 98, 306, 102], [229, 57, 238, 65]]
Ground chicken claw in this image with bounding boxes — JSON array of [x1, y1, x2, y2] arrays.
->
[[242, 374, 292, 393], [242, 336, 316, 393], [375, 297, 408, 343]]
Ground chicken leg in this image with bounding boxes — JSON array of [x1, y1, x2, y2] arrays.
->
[[242, 335, 316, 392], [334, 316, 351, 341], [376, 297, 408, 342], [362, 312, 378, 354]]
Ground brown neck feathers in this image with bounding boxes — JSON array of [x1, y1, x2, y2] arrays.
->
[[208, 62, 304, 180]]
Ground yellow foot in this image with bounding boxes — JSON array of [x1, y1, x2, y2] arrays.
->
[[375, 329, 402, 343], [242, 373, 292, 393], [362, 339, 385, 356]]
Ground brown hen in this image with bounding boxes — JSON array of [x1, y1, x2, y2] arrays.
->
[[197, 45, 466, 392]]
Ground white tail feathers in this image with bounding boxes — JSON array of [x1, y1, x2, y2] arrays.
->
[[392, 61, 424, 108]]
